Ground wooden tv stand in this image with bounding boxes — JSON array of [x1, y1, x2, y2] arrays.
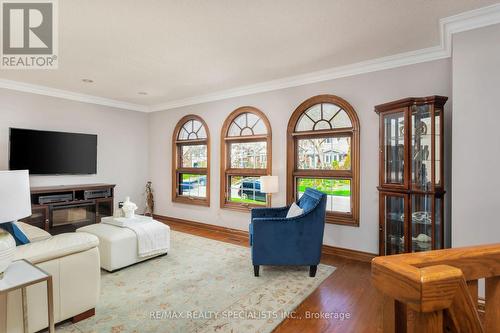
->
[[20, 183, 115, 235]]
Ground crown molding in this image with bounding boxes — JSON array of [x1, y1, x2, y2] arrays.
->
[[151, 3, 500, 112], [1, 4, 499, 113], [150, 45, 448, 112], [0, 79, 149, 112]]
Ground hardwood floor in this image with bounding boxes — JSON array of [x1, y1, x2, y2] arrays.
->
[[274, 256, 383, 333], [161, 218, 383, 333]]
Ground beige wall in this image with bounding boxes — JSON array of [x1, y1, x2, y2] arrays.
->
[[0, 89, 150, 210], [452, 24, 500, 247], [149, 59, 452, 254]]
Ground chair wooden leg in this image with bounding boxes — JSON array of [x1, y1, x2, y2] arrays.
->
[[309, 265, 317, 277], [254, 265, 260, 277]]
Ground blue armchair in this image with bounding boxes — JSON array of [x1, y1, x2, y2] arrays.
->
[[249, 188, 327, 277]]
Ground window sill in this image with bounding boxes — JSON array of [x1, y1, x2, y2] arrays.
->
[[326, 214, 359, 227], [221, 202, 268, 212], [172, 196, 210, 207]]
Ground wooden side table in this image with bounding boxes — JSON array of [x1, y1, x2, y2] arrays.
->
[[0, 259, 54, 333]]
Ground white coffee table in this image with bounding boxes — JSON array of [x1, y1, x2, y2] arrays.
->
[[0, 260, 54, 333]]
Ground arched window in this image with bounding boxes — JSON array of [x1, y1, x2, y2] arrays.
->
[[172, 115, 210, 206], [287, 95, 360, 226], [221, 107, 272, 211]]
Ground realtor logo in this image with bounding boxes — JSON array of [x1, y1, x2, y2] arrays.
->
[[1, 0, 58, 69]]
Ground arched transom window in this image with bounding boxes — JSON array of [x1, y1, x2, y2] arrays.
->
[[172, 115, 210, 206], [227, 112, 268, 137], [287, 95, 360, 226], [295, 103, 353, 132], [178, 118, 207, 140], [221, 107, 272, 211]]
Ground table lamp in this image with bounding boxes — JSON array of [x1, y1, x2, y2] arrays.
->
[[260, 176, 279, 206], [0, 170, 32, 278]]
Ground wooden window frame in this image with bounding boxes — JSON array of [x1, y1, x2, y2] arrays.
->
[[172, 115, 210, 206], [220, 106, 272, 212], [287, 95, 360, 226]]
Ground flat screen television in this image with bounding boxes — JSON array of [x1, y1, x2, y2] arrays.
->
[[9, 128, 98, 175]]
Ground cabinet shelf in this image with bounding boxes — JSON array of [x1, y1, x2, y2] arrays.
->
[[388, 134, 433, 140]]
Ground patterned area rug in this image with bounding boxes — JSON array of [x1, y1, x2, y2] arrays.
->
[[58, 230, 335, 333]]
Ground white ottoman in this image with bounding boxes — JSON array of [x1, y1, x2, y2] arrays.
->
[[76, 222, 170, 272]]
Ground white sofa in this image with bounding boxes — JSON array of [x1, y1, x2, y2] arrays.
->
[[2, 222, 101, 333]]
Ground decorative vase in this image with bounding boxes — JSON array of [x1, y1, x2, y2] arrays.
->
[[122, 197, 138, 219], [0, 229, 15, 279], [144, 181, 154, 216]]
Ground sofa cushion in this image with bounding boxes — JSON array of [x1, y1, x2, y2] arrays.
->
[[16, 222, 51, 242], [298, 195, 317, 213], [14, 232, 99, 264], [286, 202, 304, 218]]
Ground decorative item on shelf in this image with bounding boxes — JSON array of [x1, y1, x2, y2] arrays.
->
[[413, 145, 429, 188], [413, 233, 432, 243], [114, 201, 124, 218], [259, 176, 279, 206], [144, 181, 154, 216], [412, 233, 432, 251], [399, 122, 405, 136], [412, 145, 429, 161], [412, 211, 432, 225], [122, 197, 138, 218], [414, 120, 428, 136], [0, 170, 32, 278]]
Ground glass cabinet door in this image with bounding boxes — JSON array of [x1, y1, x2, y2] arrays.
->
[[382, 111, 406, 185], [19, 206, 49, 231], [434, 108, 442, 187], [434, 196, 443, 249], [410, 194, 433, 252], [411, 105, 432, 191], [382, 194, 405, 255], [96, 198, 113, 222]]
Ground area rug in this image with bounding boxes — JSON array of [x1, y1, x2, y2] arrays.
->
[[57, 230, 335, 333]]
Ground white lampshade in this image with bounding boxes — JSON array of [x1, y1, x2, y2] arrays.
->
[[260, 176, 279, 194], [0, 170, 32, 222]]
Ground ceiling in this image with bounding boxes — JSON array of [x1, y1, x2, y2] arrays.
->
[[0, 0, 498, 109]]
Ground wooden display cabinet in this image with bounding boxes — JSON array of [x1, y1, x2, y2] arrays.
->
[[375, 96, 447, 255]]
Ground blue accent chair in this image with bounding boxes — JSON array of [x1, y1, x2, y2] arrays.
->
[[249, 188, 327, 277]]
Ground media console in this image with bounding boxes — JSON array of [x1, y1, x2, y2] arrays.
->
[[20, 183, 116, 235]]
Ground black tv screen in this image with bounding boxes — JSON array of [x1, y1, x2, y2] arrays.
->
[[9, 128, 97, 175]]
